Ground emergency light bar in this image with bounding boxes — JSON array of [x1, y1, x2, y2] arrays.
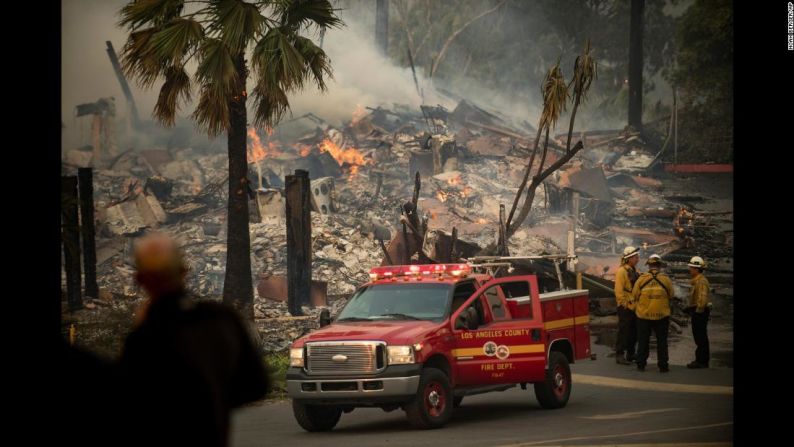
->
[[368, 255, 578, 281], [369, 264, 470, 280]]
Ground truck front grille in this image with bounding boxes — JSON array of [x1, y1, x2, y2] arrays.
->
[[306, 341, 385, 376]]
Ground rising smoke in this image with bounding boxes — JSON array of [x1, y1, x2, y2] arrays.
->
[[61, 0, 606, 151]]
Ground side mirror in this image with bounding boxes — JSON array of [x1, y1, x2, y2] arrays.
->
[[319, 309, 331, 327]]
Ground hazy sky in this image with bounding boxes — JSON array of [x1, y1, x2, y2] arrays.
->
[[62, 0, 154, 124], [61, 0, 428, 137]]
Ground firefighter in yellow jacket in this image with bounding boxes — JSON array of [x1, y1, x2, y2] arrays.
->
[[632, 254, 674, 372], [614, 246, 640, 364], [686, 256, 712, 369]]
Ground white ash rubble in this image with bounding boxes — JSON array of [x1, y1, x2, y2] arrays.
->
[[62, 98, 731, 354]]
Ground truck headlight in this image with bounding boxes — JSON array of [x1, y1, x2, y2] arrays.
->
[[387, 345, 415, 365], [290, 347, 304, 367]]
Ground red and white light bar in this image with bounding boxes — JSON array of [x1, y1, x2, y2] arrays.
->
[[369, 264, 471, 281]]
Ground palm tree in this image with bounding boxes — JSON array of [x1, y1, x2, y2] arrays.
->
[[505, 41, 597, 240], [118, 0, 342, 319]]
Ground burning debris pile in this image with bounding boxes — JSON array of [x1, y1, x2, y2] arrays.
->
[[62, 94, 732, 353]]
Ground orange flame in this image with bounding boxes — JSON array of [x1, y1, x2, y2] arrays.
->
[[476, 218, 488, 224], [298, 144, 313, 157], [436, 191, 448, 202], [248, 127, 281, 163], [319, 138, 370, 180]]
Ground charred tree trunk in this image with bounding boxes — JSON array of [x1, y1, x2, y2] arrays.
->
[[62, 176, 83, 311], [507, 141, 584, 238], [506, 123, 545, 230], [78, 168, 99, 299], [379, 238, 394, 265], [497, 204, 509, 256], [376, 0, 389, 55], [286, 170, 312, 316], [450, 227, 458, 261], [402, 222, 411, 264], [628, 0, 644, 130], [222, 54, 254, 320]]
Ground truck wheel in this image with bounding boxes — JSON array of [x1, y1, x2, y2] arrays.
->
[[534, 351, 571, 409], [453, 396, 463, 408], [405, 367, 453, 429], [292, 401, 342, 432]]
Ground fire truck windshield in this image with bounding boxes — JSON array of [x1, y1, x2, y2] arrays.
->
[[337, 283, 452, 322]]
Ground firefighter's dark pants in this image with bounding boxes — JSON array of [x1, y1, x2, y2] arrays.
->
[[692, 308, 710, 365], [636, 317, 669, 368], [615, 306, 637, 359]]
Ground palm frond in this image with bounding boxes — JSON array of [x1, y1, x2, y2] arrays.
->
[[121, 27, 168, 88], [252, 27, 306, 92], [273, 0, 343, 31], [206, 0, 267, 54], [149, 18, 205, 65], [250, 81, 290, 128], [292, 35, 332, 90], [195, 38, 239, 96], [118, 0, 185, 30], [154, 66, 192, 126], [191, 85, 231, 137], [572, 39, 597, 102], [540, 61, 569, 130]]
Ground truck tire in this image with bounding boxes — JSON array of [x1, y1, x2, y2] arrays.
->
[[533, 351, 571, 409], [292, 401, 342, 431], [453, 396, 463, 408], [405, 367, 453, 429]]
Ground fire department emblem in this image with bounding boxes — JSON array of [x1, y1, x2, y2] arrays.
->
[[556, 302, 562, 312], [483, 341, 498, 357], [496, 345, 510, 360]]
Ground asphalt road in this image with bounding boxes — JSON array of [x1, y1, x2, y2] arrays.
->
[[230, 343, 733, 446]]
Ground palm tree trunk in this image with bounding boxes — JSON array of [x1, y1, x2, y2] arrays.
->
[[536, 126, 551, 179], [507, 140, 584, 238], [223, 54, 254, 320], [506, 123, 545, 230], [507, 127, 550, 237], [565, 95, 581, 152]]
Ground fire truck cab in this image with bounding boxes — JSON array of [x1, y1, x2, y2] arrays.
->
[[286, 262, 591, 431]]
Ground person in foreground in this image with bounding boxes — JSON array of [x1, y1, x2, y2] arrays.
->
[[120, 233, 267, 447]]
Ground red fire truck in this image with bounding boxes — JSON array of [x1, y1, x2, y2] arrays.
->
[[286, 261, 591, 431]]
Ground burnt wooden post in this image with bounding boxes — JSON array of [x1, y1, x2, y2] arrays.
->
[[378, 238, 394, 266], [567, 192, 580, 272], [372, 171, 383, 201], [498, 203, 508, 256], [449, 227, 458, 261], [402, 221, 410, 264], [78, 168, 99, 299], [286, 170, 311, 316], [62, 176, 83, 311]]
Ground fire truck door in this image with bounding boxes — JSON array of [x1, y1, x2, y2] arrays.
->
[[451, 277, 545, 385]]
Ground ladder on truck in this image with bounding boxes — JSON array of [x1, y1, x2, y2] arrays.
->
[[463, 254, 579, 291]]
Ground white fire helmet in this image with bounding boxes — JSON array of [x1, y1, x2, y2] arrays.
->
[[688, 256, 706, 269], [622, 246, 640, 261]]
